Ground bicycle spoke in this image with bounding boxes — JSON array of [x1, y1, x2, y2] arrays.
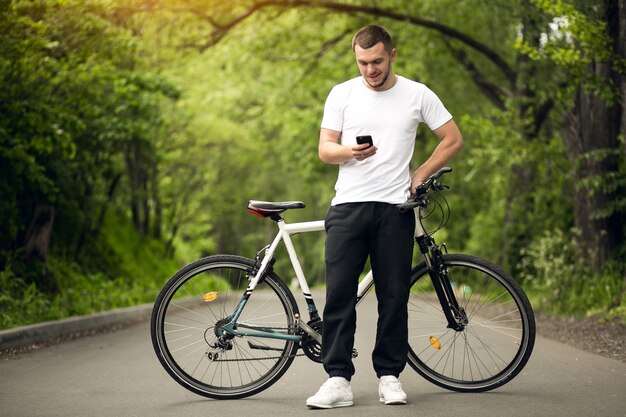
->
[[407, 255, 535, 392], [152, 257, 299, 399]]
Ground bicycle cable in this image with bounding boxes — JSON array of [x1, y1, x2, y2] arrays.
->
[[421, 190, 450, 237]]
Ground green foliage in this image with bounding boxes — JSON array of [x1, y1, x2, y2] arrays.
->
[[517, 0, 624, 102], [0, 211, 182, 329], [0, 265, 53, 328], [575, 138, 626, 221], [520, 228, 625, 316], [451, 111, 573, 271], [0, 0, 181, 327], [0, 0, 178, 252], [2, 0, 625, 328]]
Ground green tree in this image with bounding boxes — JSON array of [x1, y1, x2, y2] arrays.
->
[[0, 0, 178, 292]]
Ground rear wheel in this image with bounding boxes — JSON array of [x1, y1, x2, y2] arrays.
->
[[407, 254, 535, 392], [151, 255, 299, 399]]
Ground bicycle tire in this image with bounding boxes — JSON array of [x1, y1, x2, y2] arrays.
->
[[407, 254, 535, 392], [151, 255, 300, 399]]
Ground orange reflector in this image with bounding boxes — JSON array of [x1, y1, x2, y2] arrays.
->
[[429, 336, 442, 350], [203, 292, 219, 302]]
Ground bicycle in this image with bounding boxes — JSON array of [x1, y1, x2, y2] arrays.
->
[[151, 167, 535, 399]]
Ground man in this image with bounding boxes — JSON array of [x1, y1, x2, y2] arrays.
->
[[305, 25, 464, 408]]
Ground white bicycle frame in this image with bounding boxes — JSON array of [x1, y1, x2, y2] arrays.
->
[[246, 219, 378, 303], [221, 210, 426, 342], [246, 210, 426, 305]]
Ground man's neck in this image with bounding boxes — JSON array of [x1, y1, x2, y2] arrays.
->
[[365, 73, 398, 92]]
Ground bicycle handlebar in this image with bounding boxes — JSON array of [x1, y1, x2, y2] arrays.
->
[[397, 167, 452, 213]]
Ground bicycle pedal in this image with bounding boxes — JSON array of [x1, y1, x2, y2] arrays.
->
[[352, 349, 358, 358]]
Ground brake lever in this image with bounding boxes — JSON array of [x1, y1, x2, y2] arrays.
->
[[414, 183, 430, 196], [397, 194, 428, 213]]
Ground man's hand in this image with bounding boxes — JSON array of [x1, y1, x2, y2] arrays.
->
[[351, 143, 377, 161], [410, 179, 424, 196], [319, 128, 378, 164]]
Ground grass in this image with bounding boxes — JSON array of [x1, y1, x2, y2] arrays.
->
[[0, 211, 184, 329]]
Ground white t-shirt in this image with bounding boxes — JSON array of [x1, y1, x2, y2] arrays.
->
[[321, 75, 453, 206]]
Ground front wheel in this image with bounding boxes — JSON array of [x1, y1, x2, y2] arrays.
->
[[407, 254, 535, 392], [151, 255, 300, 399]]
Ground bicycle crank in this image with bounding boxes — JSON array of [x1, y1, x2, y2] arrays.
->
[[295, 315, 359, 363], [299, 318, 323, 363]]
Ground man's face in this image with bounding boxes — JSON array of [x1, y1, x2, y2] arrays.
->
[[354, 42, 396, 90]]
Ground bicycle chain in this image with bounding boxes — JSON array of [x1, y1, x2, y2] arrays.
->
[[207, 326, 305, 362], [209, 352, 307, 362]]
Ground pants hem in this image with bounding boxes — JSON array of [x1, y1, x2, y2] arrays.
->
[[328, 371, 353, 381]]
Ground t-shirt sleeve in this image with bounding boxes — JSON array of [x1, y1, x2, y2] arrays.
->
[[421, 87, 453, 131], [320, 86, 344, 132]]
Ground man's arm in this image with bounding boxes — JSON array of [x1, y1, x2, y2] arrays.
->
[[410, 119, 464, 192], [319, 128, 377, 164]]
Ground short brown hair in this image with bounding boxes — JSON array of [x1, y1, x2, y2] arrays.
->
[[352, 25, 393, 52]]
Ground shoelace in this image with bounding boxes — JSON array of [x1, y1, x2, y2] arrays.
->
[[318, 380, 347, 394], [380, 381, 404, 392]]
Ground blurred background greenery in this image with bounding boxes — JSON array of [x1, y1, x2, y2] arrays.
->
[[1, 0, 625, 329]]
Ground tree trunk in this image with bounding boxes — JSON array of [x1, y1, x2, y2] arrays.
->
[[23, 204, 55, 262], [615, 0, 626, 307], [141, 170, 150, 236], [562, 66, 622, 271], [618, 0, 626, 158], [559, 0, 624, 272], [500, 1, 544, 271], [165, 223, 179, 258], [23, 203, 57, 292], [125, 139, 150, 236], [151, 161, 163, 239], [126, 141, 141, 232], [72, 179, 94, 259], [93, 173, 122, 239]]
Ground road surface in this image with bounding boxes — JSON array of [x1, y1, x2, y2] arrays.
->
[[1, 292, 625, 417]]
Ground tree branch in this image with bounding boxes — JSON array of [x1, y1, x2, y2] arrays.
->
[[120, 1, 517, 85], [301, 27, 354, 76], [442, 38, 509, 110], [196, 5, 262, 50], [201, 0, 517, 85]]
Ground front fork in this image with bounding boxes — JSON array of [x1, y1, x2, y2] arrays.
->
[[416, 236, 467, 331]]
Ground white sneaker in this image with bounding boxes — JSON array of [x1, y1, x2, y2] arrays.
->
[[378, 375, 407, 405], [306, 377, 354, 409]]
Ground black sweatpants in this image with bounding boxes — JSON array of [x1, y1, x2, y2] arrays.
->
[[322, 202, 415, 381]]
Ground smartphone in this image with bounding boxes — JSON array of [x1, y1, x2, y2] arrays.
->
[[356, 135, 373, 148]]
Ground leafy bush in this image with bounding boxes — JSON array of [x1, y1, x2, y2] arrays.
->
[[0, 211, 182, 329], [0, 264, 55, 328], [519, 228, 625, 317]]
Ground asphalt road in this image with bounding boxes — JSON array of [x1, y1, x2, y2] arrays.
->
[[1, 292, 625, 417]]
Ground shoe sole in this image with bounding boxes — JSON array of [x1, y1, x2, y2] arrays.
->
[[379, 398, 407, 405], [306, 401, 354, 409]]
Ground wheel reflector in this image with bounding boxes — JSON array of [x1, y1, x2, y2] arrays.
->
[[203, 292, 219, 302], [429, 336, 442, 350]]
